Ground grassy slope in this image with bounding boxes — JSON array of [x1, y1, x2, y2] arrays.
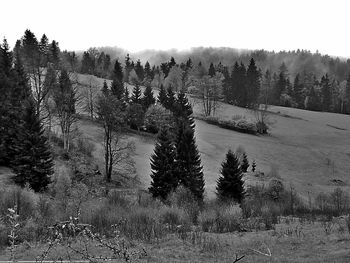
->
[[76, 74, 350, 199]]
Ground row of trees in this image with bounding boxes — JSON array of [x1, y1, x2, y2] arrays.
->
[[80, 47, 350, 115]]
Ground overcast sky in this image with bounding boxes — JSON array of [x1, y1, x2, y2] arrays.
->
[[1, 0, 349, 57]]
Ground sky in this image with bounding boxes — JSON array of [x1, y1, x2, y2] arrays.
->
[[1, 0, 350, 57]]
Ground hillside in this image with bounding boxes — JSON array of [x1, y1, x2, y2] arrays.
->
[[77, 74, 350, 199]]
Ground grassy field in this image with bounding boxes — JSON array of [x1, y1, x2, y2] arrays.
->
[[76, 74, 350, 200]]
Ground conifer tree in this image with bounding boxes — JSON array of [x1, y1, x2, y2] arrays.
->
[[246, 58, 260, 107], [124, 87, 130, 104], [240, 153, 249, 172], [216, 150, 245, 203], [124, 54, 132, 83], [293, 74, 304, 108], [101, 80, 109, 95], [149, 127, 177, 199], [131, 84, 142, 104], [111, 59, 124, 99], [175, 124, 205, 201], [208, 62, 216, 77], [252, 160, 256, 172], [165, 85, 175, 110], [158, 84, 167, 106], [142, 86, 155, 110], [173, 90, 194, 129], [321, 74, 331, 111], [345, 74, 350, 114], [11, 99, 53, 192], [134, 59, 144, 82]]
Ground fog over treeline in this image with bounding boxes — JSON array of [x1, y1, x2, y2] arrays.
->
[[79, 46, 350, 81]]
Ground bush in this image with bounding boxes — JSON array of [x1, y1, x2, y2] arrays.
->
[[198, 203, 242, 233], [167, 186, 201, 224], [118, 208, 167, 242], [74, 137, 95, 157], [159, 206, 191, 232]]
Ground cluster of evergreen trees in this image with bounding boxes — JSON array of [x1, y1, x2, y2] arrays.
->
[[149, 88, 249, 203], [0, 38, 53, 192]]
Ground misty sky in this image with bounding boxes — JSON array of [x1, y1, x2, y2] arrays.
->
[[1, 0, 349, 57]]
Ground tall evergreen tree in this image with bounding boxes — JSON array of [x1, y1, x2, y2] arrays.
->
[[240, 153, 249, 172], [158, 84, 167, 106], [101, 80, 109, 95], [149, 128, 177, 200], [293, 74, 304, 108], [11, 99, 53, 192], [165, 85, 176, 110], [111, 59, 124, 99], [124, 87, 130, 104], [208, 62, 216, 77], [175, 125, 205, 201], [142, 86, 155, 110], [246, 58, 260, 107], [173, 90, 194, 129], [131, 84, 142, 104], [216, 150, 245, 203], [124, 54, 132, 83], [321, 74, 331, 111], [134, 59, 144, 82]]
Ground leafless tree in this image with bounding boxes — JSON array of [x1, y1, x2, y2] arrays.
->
[[97, 93, 132, 182], [192, 73, 223, 116], [81, 75, 99, 119]]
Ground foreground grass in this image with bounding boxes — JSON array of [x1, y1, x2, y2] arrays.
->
[[1, 220, 350, 262]]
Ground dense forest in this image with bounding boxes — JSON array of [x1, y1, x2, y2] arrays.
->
[[78, 46, 350, 114]]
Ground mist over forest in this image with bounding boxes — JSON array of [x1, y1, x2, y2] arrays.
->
[[90, 46, 350, 81]]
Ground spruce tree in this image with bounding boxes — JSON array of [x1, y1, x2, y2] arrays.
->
[[173, 90, 195, 129], [111, 59, 124, 99], [142, 86, 155, 110], [208, 62, 216, 77], [246, 58, 260, 107], [175, 124, 205, 201], [124, 87, 130, 104], [131, 84, 142, 104], [11, 99, 53, 192], [165, 85, 175, 110], [149, 128, 177, 199], [321, 74, 331, 111], [252, 160, 256, 172], [101, 80, 109, 95], [240, 153, 249, 172], [293, 74, 304, 108], [216, 150, 245, 203], [158, 84, 167, 107], [134, 59, 144, 82]]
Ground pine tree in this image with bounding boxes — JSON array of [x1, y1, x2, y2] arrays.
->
[[124, 87, 130, 104], [49, 40, 60, 68], [39, 34, 49, 66], [131, 84, 142, 104], [134, 59, 144, 82], [321, 74, 331, 111], [175, 125, 205, 201], [173, 90, 195, 129], [158, 84, 167, 106], [216, 150, 245, 203], [101, 80, 109, 95], [293, 74, 304, 108], [111, 59, 124, 99], [246, 58, 260, 107], [345, 74, 350, 114], [252, 160, 256, 172], [11, 99, 53, 191], [165, 85, 176, 110], [240, 153, 249, 172], [124, 54, 132, 83], [142, 86, 155, 110], [208, 62, 216, 77], [149, 128, 177, 199]]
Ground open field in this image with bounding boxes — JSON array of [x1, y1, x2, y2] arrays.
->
[[76, 74, 350, 199]]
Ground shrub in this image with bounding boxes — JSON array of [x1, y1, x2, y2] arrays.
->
[[159, 206, 191, 232], [74, 137, 95, 157], [167, 186, 201, 224], [198, 203, 242, 233], [118, 208, 167, 242]]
